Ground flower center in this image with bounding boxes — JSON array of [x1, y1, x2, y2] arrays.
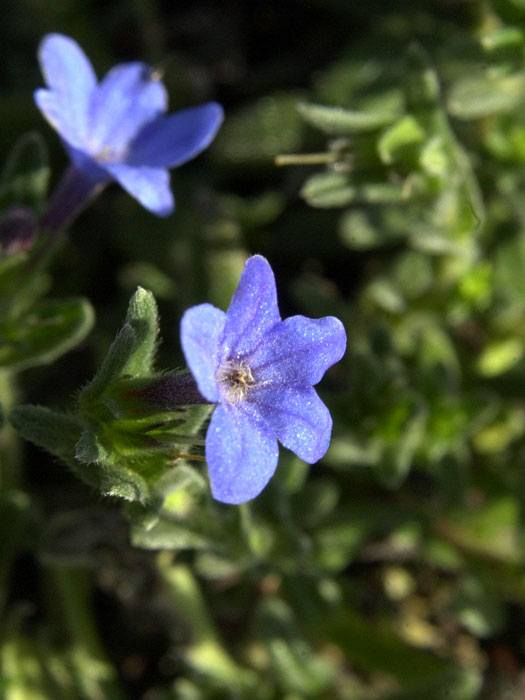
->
[[92, 145, 128, 164], [216, 359, 255, 404]]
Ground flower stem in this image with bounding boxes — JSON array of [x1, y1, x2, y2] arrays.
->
[[274, 152, 337, 166], [40, 165, 106, 236]]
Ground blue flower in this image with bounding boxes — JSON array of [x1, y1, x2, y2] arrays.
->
[[35, 33, 223, 217], [181, 255, 346, 504]]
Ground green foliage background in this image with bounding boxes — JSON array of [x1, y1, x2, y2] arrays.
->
[[4, 0, 525, 697]]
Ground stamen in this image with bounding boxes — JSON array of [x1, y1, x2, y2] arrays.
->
[[216, 360, 256, 404]]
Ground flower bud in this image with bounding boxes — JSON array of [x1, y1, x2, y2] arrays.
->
[[0, 206, 37, 255]]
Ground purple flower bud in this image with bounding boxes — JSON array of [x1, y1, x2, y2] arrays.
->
[[0, 207, 38, 255]]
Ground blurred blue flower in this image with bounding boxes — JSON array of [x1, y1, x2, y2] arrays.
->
[[181, 255, 346, 504], [35, 33, 223, 217]]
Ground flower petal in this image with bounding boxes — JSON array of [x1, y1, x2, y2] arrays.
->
[[62, 144, 110, 182], [106, 164, 174, 216], [88, 63, 167, 156], [249, 315, 346, 386], [206, 404, 279, 504], [252, 385, 332, 463], [222, 255, 280, 358], [34, 90, 84, 149], [36, 33, 97, 146], [128, 103, 224, 168], [180, 303, 226, 403]]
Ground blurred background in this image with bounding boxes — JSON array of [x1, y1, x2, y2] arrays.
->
[[4, 0, 525, 697]]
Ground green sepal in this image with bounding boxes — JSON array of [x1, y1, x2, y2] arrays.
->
[[75, 285, 205, 503], [73, 424, 160, 503], [13, 287, 211, 508], [0, 297, 95, 371], [0, 131, 50, 214], [81, 287, 158, 404]]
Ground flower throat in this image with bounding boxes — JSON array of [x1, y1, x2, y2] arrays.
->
[[217, 359, 256, 404]]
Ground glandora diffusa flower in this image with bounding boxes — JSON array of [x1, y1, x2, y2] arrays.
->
[[35, 33, 223, 222], [181, 255, 346, 504]]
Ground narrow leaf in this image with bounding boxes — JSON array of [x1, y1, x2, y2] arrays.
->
[[0, 297, 94, 371], [298, 101, 400, 135], [0, 131, 50, 213]]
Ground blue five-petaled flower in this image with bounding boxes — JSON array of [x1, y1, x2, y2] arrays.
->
[[181, 255, 347, 504], [35, 33, 223, 216]]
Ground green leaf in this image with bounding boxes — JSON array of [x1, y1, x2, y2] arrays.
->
[[391, 252, 433, 300], [316, 607, 458, 686], [100, 462, 150, 503], [364, 277, 406, 313], [157, 464, 207, 508], [448, 72, 525, 119], [9, 405, 95, 487], [385, 668, 482, 700], [375, 405, 427, 488], [219, 191, 285, 228], [297, 101, 400, 135], [212, 93, 304, 165], [378, 115, 425, 164], [476, 338, 523, 377], [0, 132, 49, 213], [131, 518, 210, 550], [0, 250, 49, 322], [405, 44, 441, 108], [444, 496, 521, 564], [338, 208, 406, 250], [314, 521, 369, 571], [480, 26, 524, 53], [1, 622, 124, 700], [452, 576, 505, 638], [0, 297, 94, 371], [130, 465, 209, 548], [159, 562, 256, 689], [257, 597, 335, 695], [301, 172, 405, 208], [0, 298, 94, 370], [495, 229, 525, 304]]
